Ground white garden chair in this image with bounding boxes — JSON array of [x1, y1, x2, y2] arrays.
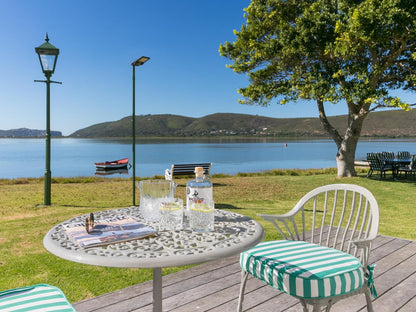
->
[[237, 184, 379, 312]]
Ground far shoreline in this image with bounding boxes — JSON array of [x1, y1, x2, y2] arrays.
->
[[1, 167, 365, 185], [3, 135, 416, 140], [2, 135, 329, 140]]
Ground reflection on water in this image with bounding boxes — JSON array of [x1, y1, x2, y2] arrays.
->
[[94, 168, 129, 176], [1, 137, 416, 179]]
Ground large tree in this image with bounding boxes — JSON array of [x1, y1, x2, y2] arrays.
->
[[220, 0, 416, 177]]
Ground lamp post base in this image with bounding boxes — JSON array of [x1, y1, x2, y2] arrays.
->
[[44, 170, 51, 205]]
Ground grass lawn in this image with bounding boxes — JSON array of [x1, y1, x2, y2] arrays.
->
[[1, 170, 415, 303]]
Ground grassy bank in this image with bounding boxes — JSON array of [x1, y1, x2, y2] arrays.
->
[[1, 169, 415, 303]]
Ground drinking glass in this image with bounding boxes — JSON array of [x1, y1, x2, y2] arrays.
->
[[159, 198, 183, 231], [189, 199, 215, 232]]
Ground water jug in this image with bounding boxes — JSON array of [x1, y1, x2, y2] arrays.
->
[[138, 179, 176, 222]]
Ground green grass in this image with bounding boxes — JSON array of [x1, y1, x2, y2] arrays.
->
[[1, 170, 415, 303]]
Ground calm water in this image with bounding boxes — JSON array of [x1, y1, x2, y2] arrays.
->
[[1, 137, 416, 179]]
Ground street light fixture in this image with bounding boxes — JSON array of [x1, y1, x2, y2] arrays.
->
[[132, 56, 150, 206], [35, 33, 59, 75], [35, 33, 61, 206]]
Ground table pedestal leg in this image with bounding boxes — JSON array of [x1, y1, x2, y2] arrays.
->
[[153, 267, 162, 312]]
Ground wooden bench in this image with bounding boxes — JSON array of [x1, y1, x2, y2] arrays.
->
[[165, 163, 212, 180]]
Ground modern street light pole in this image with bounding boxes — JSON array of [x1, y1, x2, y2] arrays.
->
[[35, 34, 61, 206], [131, 56, 150, 206]]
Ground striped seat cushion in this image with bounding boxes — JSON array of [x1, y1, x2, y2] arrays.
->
[[240, 240, 364, 299], [0, 284, 76, 312]]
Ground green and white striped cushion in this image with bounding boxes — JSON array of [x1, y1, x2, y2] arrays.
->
[[0, 284, 76, 312], [240, 240, 364, 299]]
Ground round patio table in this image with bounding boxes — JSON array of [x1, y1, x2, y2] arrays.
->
[[43, 207, 264, 312]]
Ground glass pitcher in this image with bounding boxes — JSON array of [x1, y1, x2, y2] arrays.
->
[[138, 179, 176, 222]]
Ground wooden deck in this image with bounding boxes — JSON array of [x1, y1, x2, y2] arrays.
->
[[74, 234, 416, 312]]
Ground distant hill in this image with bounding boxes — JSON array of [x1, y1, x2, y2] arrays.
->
[[0, 128, 62, 138], [69, 110, 416, 138]]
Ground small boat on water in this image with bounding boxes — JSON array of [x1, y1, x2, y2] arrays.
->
[[94, 158, 130, 170]]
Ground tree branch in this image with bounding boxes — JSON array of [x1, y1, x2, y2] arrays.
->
[[369, 102, 416, 113], [316, 98, 342, 148]]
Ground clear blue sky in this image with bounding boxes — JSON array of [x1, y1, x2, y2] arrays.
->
[[0, 1, 413, 136]]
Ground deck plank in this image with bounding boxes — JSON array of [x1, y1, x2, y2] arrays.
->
[[374, 272, 416, 312], [73, 235, 416, 312], [398, 296, 416, 312]]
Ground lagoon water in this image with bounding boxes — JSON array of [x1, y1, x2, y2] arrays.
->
[[1, 137, 416, 179]]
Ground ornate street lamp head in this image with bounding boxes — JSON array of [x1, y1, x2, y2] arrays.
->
[[35, 33, 59, 76]]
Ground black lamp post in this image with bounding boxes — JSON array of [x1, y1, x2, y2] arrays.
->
[[35, 33, 61, 206], [131, 56, 150, 206]]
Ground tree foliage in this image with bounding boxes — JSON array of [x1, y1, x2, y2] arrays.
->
[[220, 0, 416, 177]]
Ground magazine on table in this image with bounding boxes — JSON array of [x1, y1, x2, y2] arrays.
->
[[64, 215, 157, 248]]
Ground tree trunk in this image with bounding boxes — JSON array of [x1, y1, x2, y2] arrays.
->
[[317, 99, 367, 178], [336, 135, 359, 177]]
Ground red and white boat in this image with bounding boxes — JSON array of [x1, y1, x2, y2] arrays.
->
[[94, 158, 130, 170]]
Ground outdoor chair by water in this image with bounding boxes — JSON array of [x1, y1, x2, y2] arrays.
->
[[0, 284, 76, 311], [397, 151, 411, 159], [366, 152, 392, 179], [397, 154, 416, 179], [237, 184, 379, 312], [381, 151, 394, 160]]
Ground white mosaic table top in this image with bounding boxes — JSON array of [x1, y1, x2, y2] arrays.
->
[[43, 207, 265, 268]]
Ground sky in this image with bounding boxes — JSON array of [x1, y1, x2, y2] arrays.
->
[[1, 0, 414, 136]]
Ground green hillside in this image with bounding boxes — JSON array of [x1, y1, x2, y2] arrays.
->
[[69, 110, 416, 138]]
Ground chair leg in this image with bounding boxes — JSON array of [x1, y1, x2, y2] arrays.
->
[[364, 287, 374, 312], [237, 270, 249, 312], [325, 300, 333, 312], [312, 304, 321, 312], [299, 299, 309, 312]]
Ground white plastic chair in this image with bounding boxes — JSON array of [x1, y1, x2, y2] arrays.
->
[[237, 184, 379, 312]]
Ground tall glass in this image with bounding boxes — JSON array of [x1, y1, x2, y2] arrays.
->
[[138, 180, 176, 222], [189, 199, 215, 232], [159, 198, 183, 231]]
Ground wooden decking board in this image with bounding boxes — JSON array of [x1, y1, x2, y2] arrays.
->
[[331, 240, 416, 312], [74, 258, 240, 311], [206, 278, 281, 312], [399, 295, 416, 312], [240, 285, 299, 312], [73, 235, 416, 312], [163, 271, 241, 311], [373, 272, 416, 312], [133, 260, 241, 312], [160, 264, 241, 311], [74, 279, 153, 311], [372, 253, 416, 312]]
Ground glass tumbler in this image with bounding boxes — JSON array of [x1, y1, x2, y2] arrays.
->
[[159, 198, 184, 231], [189, 199, 215, 232]]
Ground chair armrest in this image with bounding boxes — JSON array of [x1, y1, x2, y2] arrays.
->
[[351, 237, 377, 269], [258, 211, 297, 222], [351, 238, 373, 249]]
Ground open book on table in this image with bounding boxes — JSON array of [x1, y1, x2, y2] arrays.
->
[[64, 216, 157, 248]]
